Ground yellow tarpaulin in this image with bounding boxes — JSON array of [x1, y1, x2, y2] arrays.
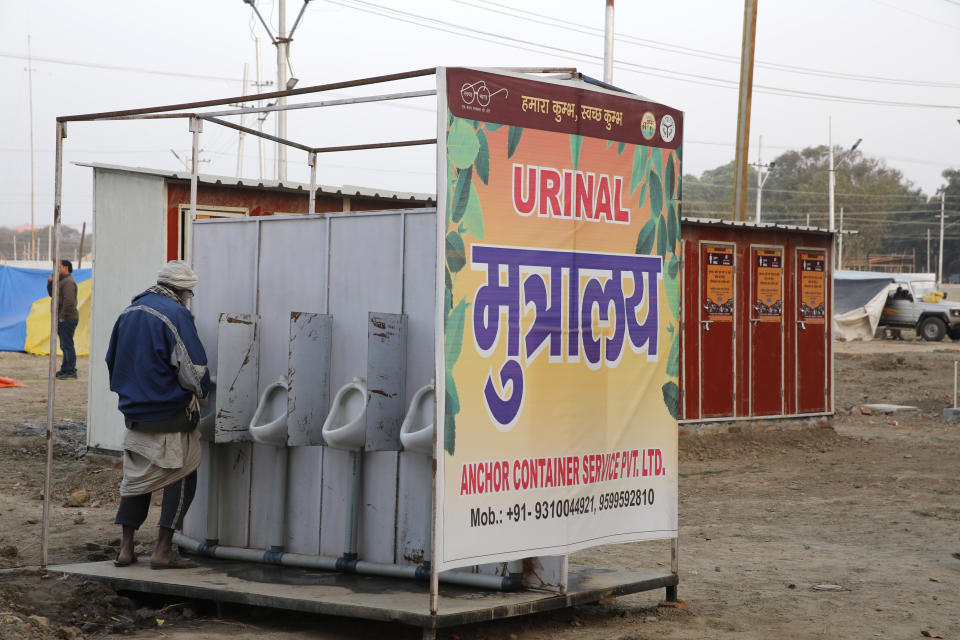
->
[[25, 278, 92, 356]]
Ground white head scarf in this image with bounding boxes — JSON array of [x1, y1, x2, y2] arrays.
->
[[157, 260, 199, 291]]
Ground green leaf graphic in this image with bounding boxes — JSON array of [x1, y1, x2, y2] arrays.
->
[[630, 146, 643, 195], [650, 148, 663, 179], [664, 275, 681, 320], [444, 412, 456, 455], [445, 297, 468, 367], [667, 254, 680, 280], [649, 170, 664, 217], [484, 122, 504, 132], [667, 203, 679, 253], [666, 153, 677, 200], [447, 118, 480, 169], [666, 335, 680, 377], [638, 182, 648, 212], [662, 381, 680, 420], [634, 218, 657, 255], [656, 215, 668, 257], [462, 186, 485, 239], [451, 166, 473, 223], [617, 141, 626, 155], [476, 129, 491, 185], [445, 231, 466, 273], [507, 126, 523, 158], [570, 134, 583, 171], [445, 368, 460, 416]]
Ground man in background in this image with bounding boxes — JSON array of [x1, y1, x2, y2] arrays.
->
[[106, 261, 210, 569], [47, 259, 79, 379]]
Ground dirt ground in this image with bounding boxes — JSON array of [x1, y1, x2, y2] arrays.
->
[[0, 343, 958, 639]]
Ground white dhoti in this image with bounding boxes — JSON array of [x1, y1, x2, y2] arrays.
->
[[119, 429, 202, 497]]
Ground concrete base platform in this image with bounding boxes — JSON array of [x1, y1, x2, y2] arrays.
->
[[52, 557, 677, 632]]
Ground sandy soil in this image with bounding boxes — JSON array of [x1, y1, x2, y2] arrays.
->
[[0, 342, 958, 639]]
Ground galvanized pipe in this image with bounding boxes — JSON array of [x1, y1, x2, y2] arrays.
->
[[58, 68, 438, 122], [41, 120, 67, 568], [308, 152, 317, 215], [172, 534, 520, 591]]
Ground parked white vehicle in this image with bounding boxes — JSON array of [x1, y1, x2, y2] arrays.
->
[[880, 279, 960, 341]]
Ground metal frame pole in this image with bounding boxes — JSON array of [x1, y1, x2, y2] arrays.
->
[[41, 121, 66, 568], [308, 151, 317, 214], [188, 118, 202, 262]]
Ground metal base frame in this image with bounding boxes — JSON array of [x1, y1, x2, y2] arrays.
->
[[52, 556, 677, 634]]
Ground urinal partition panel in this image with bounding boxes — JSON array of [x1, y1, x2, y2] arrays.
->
[[287, 312, 333, 447], [366, 312, 408, 452], [214, 313, 261, 443]]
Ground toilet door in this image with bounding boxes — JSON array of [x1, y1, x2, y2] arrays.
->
[[749, 246, 784, 416], [795, 249, 828, 414], [698, 243, 736, 418]]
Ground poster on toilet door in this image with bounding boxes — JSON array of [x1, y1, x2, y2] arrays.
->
[[434, 67, 683, 572]]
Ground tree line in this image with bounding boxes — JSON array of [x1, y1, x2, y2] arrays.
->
[[682, 146, 960, 277]]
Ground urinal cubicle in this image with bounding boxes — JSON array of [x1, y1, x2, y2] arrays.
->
[[180, 209, 559, 588]]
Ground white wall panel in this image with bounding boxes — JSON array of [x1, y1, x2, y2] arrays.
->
[[87, 169, 166, 451]]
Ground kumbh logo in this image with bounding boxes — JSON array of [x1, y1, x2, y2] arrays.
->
[[460, 80, 509, 108], [640, 112, 657, 140], [470, 244, 662, 431]]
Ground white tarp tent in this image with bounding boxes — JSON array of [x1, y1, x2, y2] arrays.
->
[[833, 270, 935, 340]]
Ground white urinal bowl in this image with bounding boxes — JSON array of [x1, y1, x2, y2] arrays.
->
[[400, 380, 435, 456], [321, 377, 369, 450], [249, 377, 289, 447]]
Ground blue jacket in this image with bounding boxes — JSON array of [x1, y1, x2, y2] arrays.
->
[[106, 290, 210, 422]]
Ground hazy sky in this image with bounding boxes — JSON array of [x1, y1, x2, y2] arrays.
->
[[1, 0, 958, 232]]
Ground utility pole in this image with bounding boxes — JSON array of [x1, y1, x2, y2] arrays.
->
[[26, 35, 36, 260], [939, 191, 945, 287], [927, 228, 931, 273], [237, 63, 249, 178], [751, 135, 774, 223], [732, 0, 758, 221], [277, 0, 288, 181], [837, 207, 844, 269], [603, 0, 614, 84], [244, 0, 310, 182], [256, 38, 266, 180]]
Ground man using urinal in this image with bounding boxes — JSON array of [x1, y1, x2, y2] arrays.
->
[[106, 260, 210, 569]]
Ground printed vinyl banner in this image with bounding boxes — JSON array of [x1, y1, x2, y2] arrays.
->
[[436, 68, 683, 571], [755, 249, 783, 321], [704, 247, 734, 322], [800, 251, 826, 324]]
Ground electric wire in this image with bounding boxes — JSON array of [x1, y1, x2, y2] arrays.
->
[[324, 0, 960, 110], [452, 0, 960, 89]]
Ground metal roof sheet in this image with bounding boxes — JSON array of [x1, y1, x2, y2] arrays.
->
[[73, 162, 436, 203], [681, 215, 843, 235]]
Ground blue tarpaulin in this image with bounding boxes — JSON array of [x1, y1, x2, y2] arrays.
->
[[0, 265, 92, 352]]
